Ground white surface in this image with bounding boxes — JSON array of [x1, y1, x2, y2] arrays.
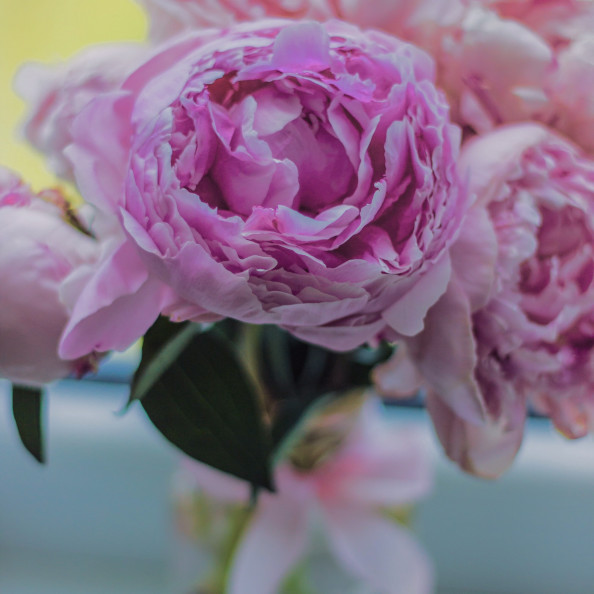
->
[[1, 372, 594, 594]]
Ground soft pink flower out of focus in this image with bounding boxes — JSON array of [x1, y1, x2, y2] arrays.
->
[[0, 167, 100, 386], [138, 0, 335, 40], [180, 397, 434, 594], [14, 43, 147, 182], [136, 0, 594, 152], [405, 0, 594, 151], [61, 19, 466, 359], [377, 123, 594, 478]]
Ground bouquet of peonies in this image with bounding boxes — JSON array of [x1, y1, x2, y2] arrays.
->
[[4, 0, 594, 591]]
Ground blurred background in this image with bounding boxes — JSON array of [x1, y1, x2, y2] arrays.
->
[[0, 0, 146, 189], [2, 2, 594, 593]]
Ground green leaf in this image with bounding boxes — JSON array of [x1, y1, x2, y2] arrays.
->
[[133, 320, 273, 490], [129, 318, 198, 404], [12, 385, 45, 463]]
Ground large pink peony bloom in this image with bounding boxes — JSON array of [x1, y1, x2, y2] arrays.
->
[[0, 168, 100, 386], [15, 43, 147, 182], [61, 19, 466, 358], [376, 123, 594, 477]]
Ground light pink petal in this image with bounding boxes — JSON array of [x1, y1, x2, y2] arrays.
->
[[323, 505, 434, 594], [459, 123, 550, 207], [407, 274, 487, 424], [382, 253, 452, 337], [450, 205, 497, 311], [271, 22, 331, 72], [311, 398, 432, 507], [427, 390, 526, 479], [228, 498, 309, 594], [337, 433, 433, 508], [288, 316, 387, 352], [65, 91, 134, 213], [372, 343, 425, 398], [59, 241, 169, 358]]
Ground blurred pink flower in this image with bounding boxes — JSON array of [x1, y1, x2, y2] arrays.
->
[[404, 1, 594, 151], [483, 0, 594, 44], [376, 123, 594, 477], [136, 0, 594, 150], [61, 19, 466, 359], [138, 0, 336, 40], [0, 167, 100, 385], [15, 43, 147, 182], [182, 397, 434, 594]]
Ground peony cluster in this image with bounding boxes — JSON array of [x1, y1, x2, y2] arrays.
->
[[5, 0, 594, 483]]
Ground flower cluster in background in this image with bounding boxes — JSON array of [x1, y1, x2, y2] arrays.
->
[[175, 396, 433, 594], [3, 1, 594, 592]]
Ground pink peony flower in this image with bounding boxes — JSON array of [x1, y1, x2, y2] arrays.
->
[[0, 167, 101, 386], [136, 0, 594, 150], [61, 19, 466, 358], [138, 0, 336, 40], [138, 0, 450, 43], [376, 123, 594, 478], [179, 397, 434, 594], [399, 1, 594, 151], [483, 0, 594, 45], [14, 43, 147, 181]]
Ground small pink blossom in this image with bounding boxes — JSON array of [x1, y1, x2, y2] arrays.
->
[[0, 167, 100, 385], [180, 397, 434, 594], [376, 123, 594, 477], [61, 19, 466, 359]]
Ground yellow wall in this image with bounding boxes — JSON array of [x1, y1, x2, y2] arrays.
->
[[0, 0, 147, 189]]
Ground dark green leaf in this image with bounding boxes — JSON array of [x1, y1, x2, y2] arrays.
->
[[130, 318, 198, 404], [134, 323, 273, 490], [12, 385, 45, 463]]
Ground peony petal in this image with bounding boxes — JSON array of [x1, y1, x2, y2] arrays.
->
[[271, 22, 331, 72], [427, 390, 526, 479], [406, 273, 487, 424], [382, 253, 452, 337], [449, 205, 497, 312], [372, 343, 425, 398], [59, 241, 169, 358], [65, 91, 134, 213]]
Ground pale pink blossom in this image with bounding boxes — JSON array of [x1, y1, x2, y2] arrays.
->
[[138, 0, 459, 42], [14, 43, 147, 181], [376, 123, 594, 477], [180, 397, 434, 594], [138, 0, 336, 40], [136, 0, 594, 150], [60, 19, 467, 359], [483, 0, 594, 45], [403, 1, 594, 150], [0, 167, 100, 385]]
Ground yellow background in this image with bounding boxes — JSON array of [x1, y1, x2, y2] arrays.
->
[[0, 0, 146, 189]]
